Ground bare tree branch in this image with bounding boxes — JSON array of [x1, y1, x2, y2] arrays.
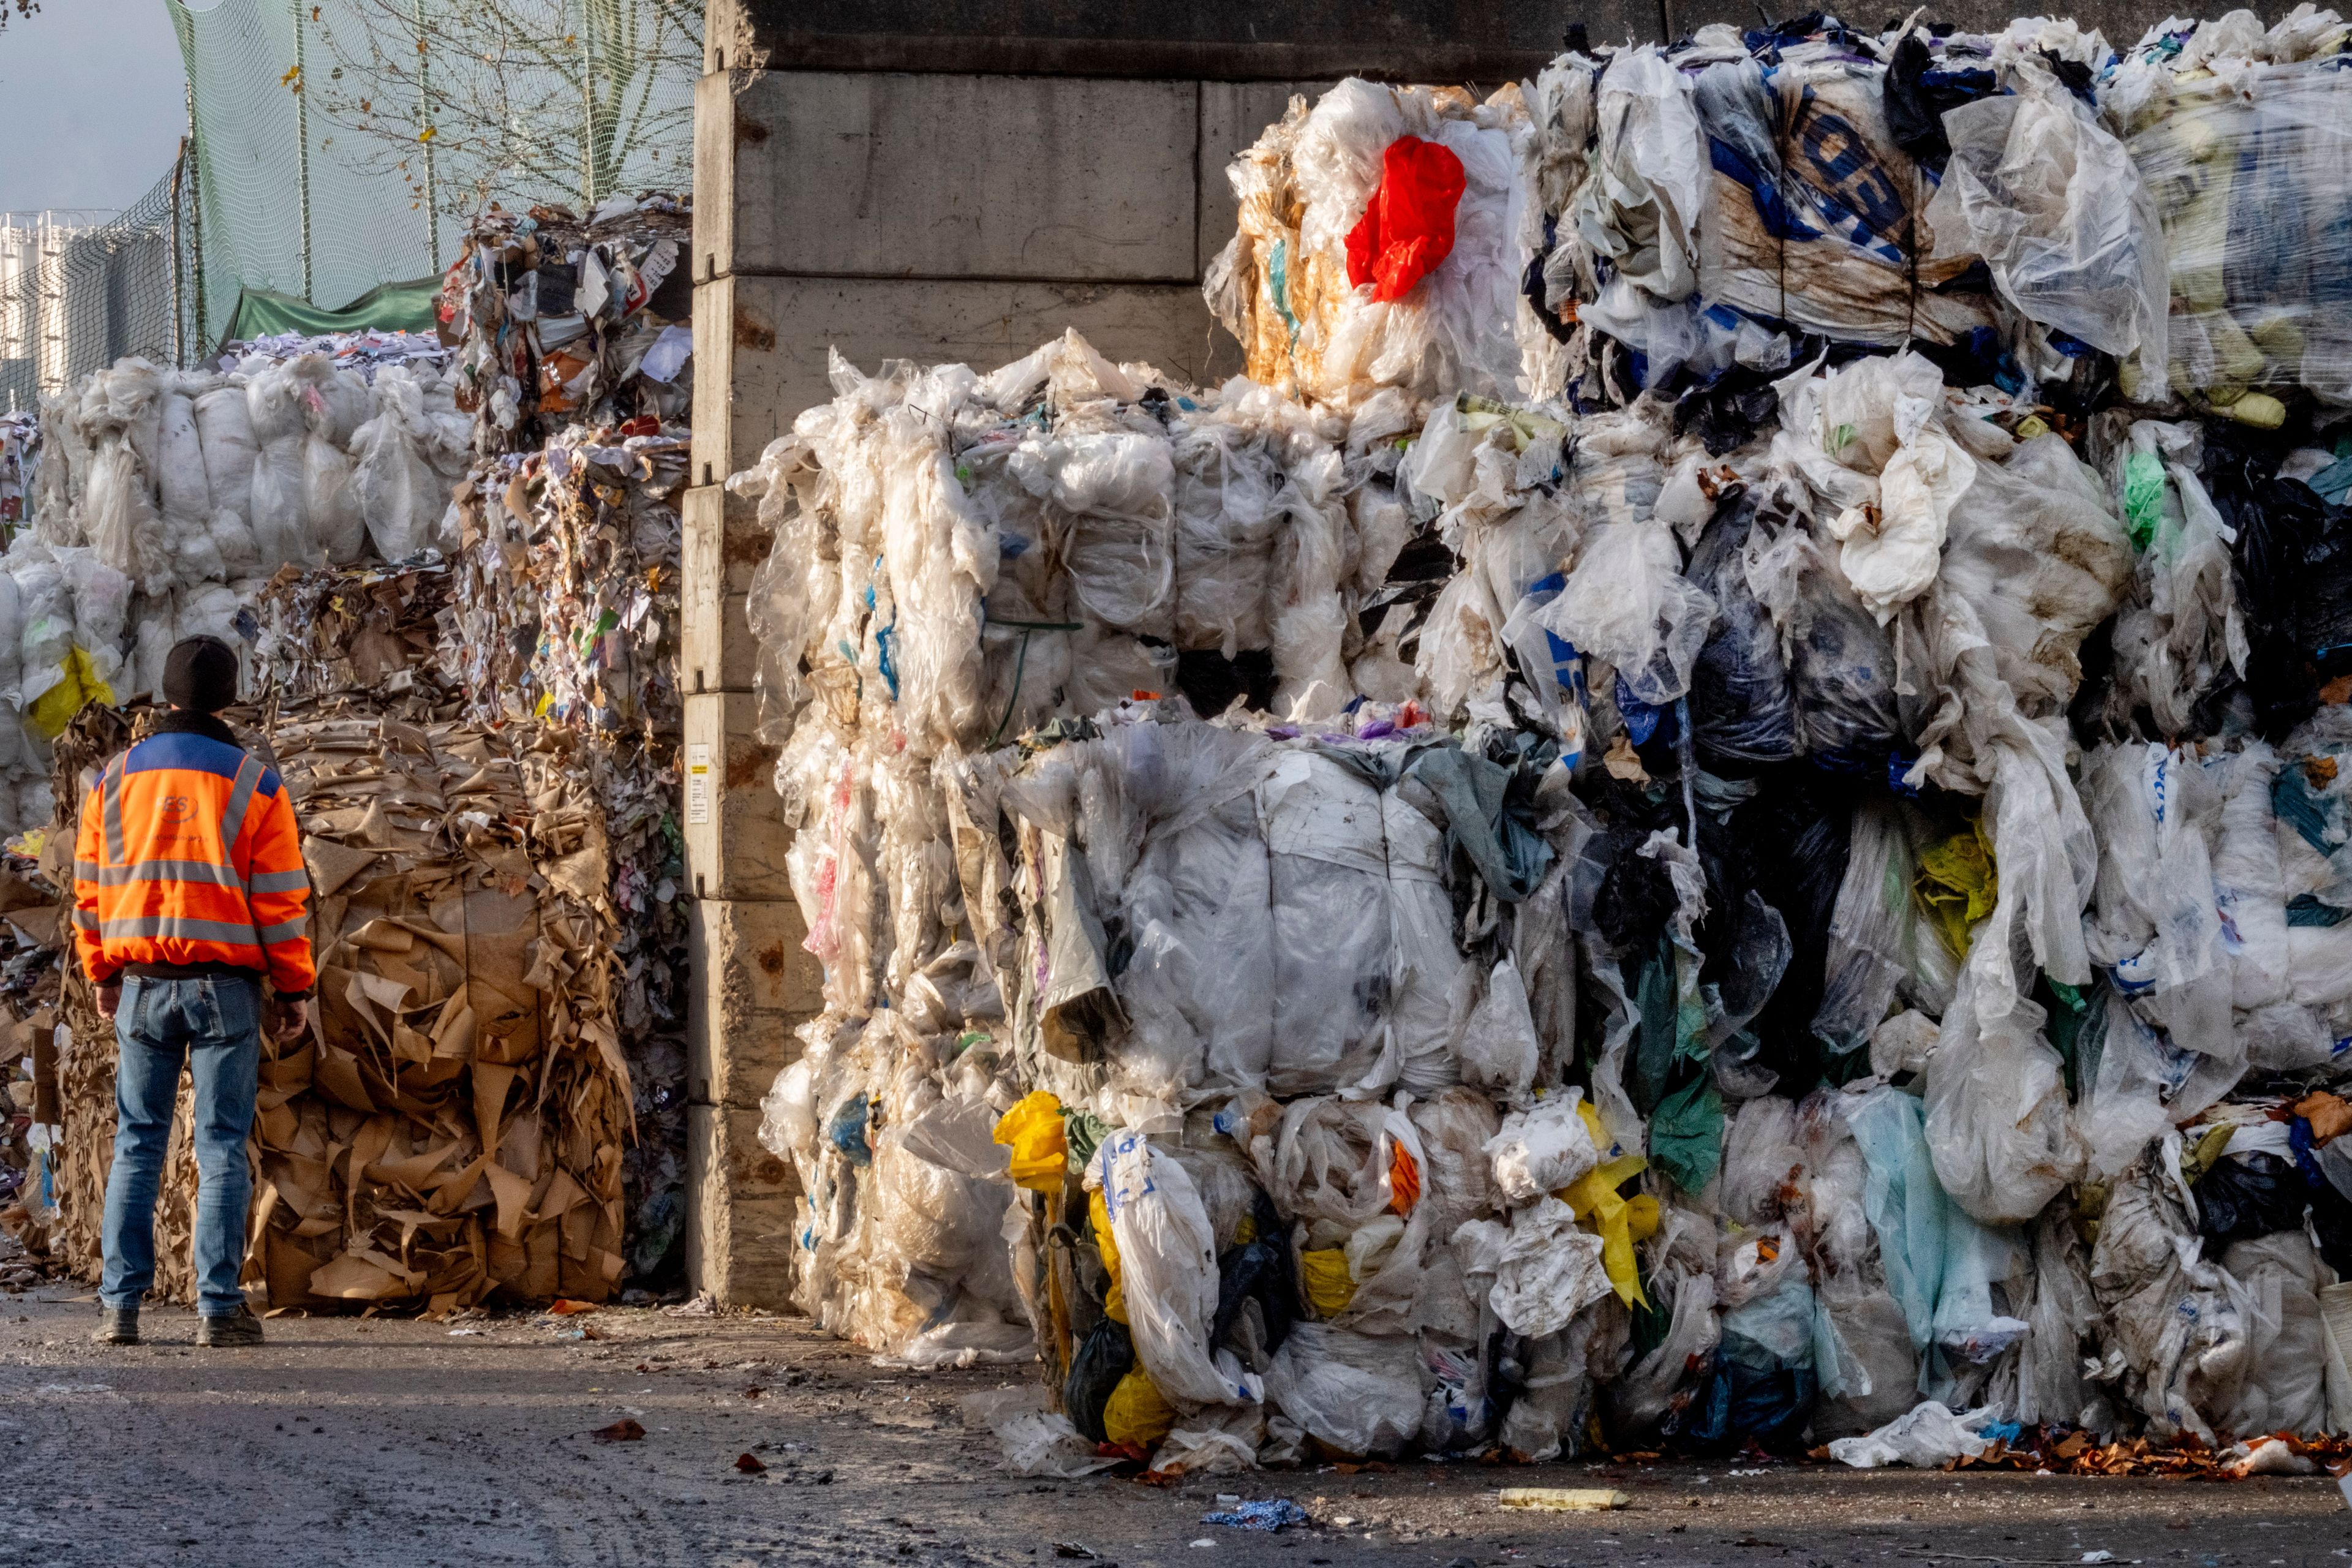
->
[[311, 0, 696, 224]]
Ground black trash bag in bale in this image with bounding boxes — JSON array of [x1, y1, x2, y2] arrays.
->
[[2204, 423, 2348, 741], [1673, 367, 1783, 457], [1769, 527, 1904, 767], [1588, 780, 1687, 963], [1665, 1347, 1818, 1458], [1065, 1316, 1137, 1444], [2311, 1179, 2352, 1280], [1731, 768, 1860, 1085], [2195, 1152, 2309, 1248], [1688, 493, 1801, 769], [1212, 1192, 1299, 1366], [1882, 31, 1998, 168]]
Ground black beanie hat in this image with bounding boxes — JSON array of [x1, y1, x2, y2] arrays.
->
[[162, 636, 240, 714]]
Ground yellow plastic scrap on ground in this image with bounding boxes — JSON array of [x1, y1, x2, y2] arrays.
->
[[25, 646, 115, 741], [1915, 815, 1998, 959], [1087, 1187, 1127, 1324], [1499, 1487, 1629, 1511], [1102, 1365, 1177, 1447], [1300, 1248, 1357, 1317], [1558, 1099, 1658, 1309], [993, 1090, 1068, 1193]]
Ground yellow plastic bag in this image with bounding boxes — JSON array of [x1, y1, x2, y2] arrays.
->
[[1915, 815, 1997, 960], [1088, 1188, 1127, 1324], [1101, 1366, 1176, 1448], [1559, 1100, 1656, 1309], [1300, 1248, 1356, 1317], [25, 646, 115, 742], [993, 1090, 1068, 1194]]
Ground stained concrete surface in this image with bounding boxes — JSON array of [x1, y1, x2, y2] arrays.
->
[[1, 1290, 2345, 1568]]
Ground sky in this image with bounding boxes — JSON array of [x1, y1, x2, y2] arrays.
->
[[0, 0, 193, 216]]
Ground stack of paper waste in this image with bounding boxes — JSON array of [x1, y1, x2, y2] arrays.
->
[[443, 417, 688, 1275], [739, 7, 2352, 1472], [441, 196, 692, 454], [45, 697, 636, 1310]]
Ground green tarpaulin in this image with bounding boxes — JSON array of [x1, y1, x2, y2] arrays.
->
[[221, 277, 442, 347]]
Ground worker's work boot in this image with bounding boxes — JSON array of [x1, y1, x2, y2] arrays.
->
[[195, 1306, 263, 1348], [91, 1308, 139, 1346]]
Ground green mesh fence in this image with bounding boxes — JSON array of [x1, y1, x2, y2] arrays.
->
[[172, 0, 698, 347]]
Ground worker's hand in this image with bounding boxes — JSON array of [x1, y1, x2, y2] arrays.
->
[[96, 981, 120, 1020], [269, 997, 309, 1041]]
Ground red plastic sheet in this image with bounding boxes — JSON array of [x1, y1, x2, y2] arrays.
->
[[1346, 136, 1467, 303]]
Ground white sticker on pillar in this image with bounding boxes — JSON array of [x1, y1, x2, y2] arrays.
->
[[687, 742, 712, 826]]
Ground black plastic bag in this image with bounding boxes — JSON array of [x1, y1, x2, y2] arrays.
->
[[2194, 1152, 2307, 1246], [1064, 1316, 1135, 1444], [1687, 494, 1801, 767], [1213, 1193, 1298, 1363], [1882, 32, 1998, 167]]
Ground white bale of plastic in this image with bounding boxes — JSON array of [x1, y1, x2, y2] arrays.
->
[[59, 549, 130, 690], [155, 390, 211, 538], [2216, 1232, 2329, 1439], [129, 600, 178, 704], [192, 383, 258, 523], [1095, 1129, 1262, 1411], [244, 363, 315, 570], [78, 362, 172, 594], [349, 368, 445, 562]]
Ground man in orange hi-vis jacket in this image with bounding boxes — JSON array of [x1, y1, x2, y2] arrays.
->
[[72, 637, 313, 1349]]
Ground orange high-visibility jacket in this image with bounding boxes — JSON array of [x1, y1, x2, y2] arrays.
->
[[72, 726, 315, 997]]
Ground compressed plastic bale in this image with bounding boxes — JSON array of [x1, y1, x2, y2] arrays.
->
[[191, 384, 257, 524], [2089, 1136, 2255, 1443], [1719, 1095, 1804, 1231], [1457, 956, 1540, 1105], [1386, 787, 1471, 1096], [1928, 62, 2169, 391], [1407, 1089, 1500, 1235], [1254, 1095, 1394, 1231], [80, 385, 170, 595], [155, 389, 211, 543], [1575, 48, 1704, 305], [1258, 751, 1393, 1095], [1497, 1310, 1621, 1463], [1262, 1321, 1422, 1458], [1923, 922, 2082, 1229], [244, 364, 315, 570], [1455, 1195, 1613, 1338], [1169, 418, 1278, 655], [2218, 1231, 2331, 1439], [349, 368, 446, 562], [1109, 725, 1280, 1092], [129, 600, 177, 703]]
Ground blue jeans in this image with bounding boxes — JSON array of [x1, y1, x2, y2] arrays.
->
[[100, 974, 263, 1316]]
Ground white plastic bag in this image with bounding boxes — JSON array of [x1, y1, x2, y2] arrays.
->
[[1535, 519, 1715, 706], [1826, 1400, 1999, 1469], [1262, 1322, 1423, 1458], [1098, 1129, 1262, 1410], [1484, 1091, 1599, 1207]]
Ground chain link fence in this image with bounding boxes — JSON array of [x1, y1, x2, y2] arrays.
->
[[0, 154, 196, 411]]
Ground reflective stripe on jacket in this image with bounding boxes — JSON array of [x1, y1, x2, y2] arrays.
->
[[72, 729, 316, 996]]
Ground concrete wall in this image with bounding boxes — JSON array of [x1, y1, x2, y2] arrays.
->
[[681, 0, 2275, 1305]]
